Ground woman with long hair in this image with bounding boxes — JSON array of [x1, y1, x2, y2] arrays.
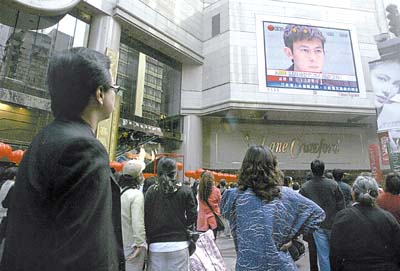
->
[[197, 171, 221, 239], [220, 145, 325, 271], [330, 175, 400, 271], [144, 158, 197, 271]]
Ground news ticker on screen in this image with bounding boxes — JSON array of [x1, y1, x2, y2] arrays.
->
[[266, 69, 359, 93]]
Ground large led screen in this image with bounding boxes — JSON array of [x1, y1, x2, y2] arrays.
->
[[256, 16, 366, 97]]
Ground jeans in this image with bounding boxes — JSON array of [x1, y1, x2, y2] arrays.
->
[[313, 228, 331, 271]]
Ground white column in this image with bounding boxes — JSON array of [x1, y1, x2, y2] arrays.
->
[[87, 15, 122, 160], [183, 115, 202, 173], [88, 15, 121, 54]]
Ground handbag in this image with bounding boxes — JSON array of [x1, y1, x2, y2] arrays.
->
[[214, 213, 225, 232], [190, 230, 226, 271], [187, 229, 200, 256], [205, 200, 225, 231], [288, 238, 305, 261]]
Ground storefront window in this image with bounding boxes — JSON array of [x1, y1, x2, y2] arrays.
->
[[0, 12, 90, 148], [0, 14, 90, 99], [117, 34, 182, 132]]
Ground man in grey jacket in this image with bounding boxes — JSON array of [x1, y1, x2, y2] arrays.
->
[[300, 159, 345, 271]]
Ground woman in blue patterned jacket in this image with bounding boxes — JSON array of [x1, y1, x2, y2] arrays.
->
[[220, 145, 325, 271]]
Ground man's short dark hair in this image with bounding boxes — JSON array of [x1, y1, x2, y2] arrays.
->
[[311, 159, 325, 177], [385, 172, 400, 194], [284, 24, 326, 51], [47, 47, 111, 119], [284, 176, 292, 186], [332, 169, 344, 181], [1, 167, 18, 181]]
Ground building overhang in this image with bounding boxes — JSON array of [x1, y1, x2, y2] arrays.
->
[[0, 88, 51, 112], [113, 6, 204, 65], [0, 0, 81, 29], [183, 105, 377, 128]]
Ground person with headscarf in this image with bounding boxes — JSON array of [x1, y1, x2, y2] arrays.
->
[[120, 160, 147, 271], [220, 145, 325, 271], [144, 158, 197, 271], [330, 175, 400, 271]]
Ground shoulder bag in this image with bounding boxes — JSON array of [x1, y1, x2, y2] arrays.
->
[[288, 238, 305, 261], [205, 200, 225, 231]]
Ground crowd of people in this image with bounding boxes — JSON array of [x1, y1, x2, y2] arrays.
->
[[0, 48, 399, 271]]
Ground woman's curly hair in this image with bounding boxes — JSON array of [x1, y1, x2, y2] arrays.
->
[[199, 171, 214, 202], [238, 145, 282, 202]]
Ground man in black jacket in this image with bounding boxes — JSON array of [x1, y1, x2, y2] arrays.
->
[[145, 158, 197, 271], [1, 48, 124, 271], [332, 169, 352, 208], [300, 159, 345, 271]]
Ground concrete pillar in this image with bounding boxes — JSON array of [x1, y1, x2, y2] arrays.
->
[[135, 53, 146, 117], [87, 14, 121, 160], [88, 14, 121, 54], [183, 115, 202, 173]]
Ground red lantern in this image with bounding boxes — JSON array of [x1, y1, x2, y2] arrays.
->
[[192, 168, 204, 179], [109, 161, 117, 170], [217, 173, 224, 182], [185, 170, 195, 178], [143, 173, 156, 179], [177, 162, 183, 171], [0, 143, 12, 159], [116, 162, 124, 172], [8, 150, 24, 164], [110, 161, 123, 172]]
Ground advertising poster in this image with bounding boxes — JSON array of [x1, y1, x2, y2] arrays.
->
[[368, 144, 383, 183], [369, 58, 400, 132], [378, 131, 390, 165], [387, 130, 400, 172], [256, 16, 366, 98]]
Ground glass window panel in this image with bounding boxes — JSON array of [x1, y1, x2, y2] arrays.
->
[[0, 13, 91, 98], [117, 34, 182, 132]]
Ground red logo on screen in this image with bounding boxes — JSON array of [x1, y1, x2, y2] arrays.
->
[[267, 25, 275, 31]]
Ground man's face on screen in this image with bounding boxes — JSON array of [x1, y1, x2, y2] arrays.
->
[[289, 39, 324, 73]]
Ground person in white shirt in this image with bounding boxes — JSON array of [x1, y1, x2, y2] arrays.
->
[[120, 160, 147, 271]]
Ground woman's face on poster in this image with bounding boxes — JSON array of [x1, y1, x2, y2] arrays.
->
[[371, 61, 400, 107]]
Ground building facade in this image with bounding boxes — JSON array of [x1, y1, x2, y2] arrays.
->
[[0, 0, 394, 175]]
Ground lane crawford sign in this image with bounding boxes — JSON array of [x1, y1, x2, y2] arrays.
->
[[267, 138, 340, 158]]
